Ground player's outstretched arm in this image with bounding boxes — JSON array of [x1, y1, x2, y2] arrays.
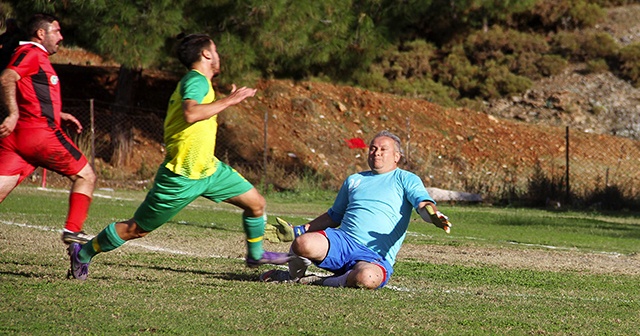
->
[[418, 202, 452, 233], [287, 212, 339, 237], [182, 84, 257, 123]]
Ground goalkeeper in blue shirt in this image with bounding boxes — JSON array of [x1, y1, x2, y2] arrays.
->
[[261, 130, 451, 289]]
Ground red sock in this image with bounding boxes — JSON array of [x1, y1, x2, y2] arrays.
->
[[64, 192, 92, 232]]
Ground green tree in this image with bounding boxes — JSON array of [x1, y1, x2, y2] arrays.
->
[[183, 0, 383, 82], [9, 0, 185, 166], [68, 0, 184, 166], [462, 0, 537, 32]]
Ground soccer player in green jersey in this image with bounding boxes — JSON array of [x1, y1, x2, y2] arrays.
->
[[67, 33, 290, 280]]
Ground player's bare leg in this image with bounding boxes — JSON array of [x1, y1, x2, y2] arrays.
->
[[68, 163, 96, 196], [291, 230, 330, 262], [0, 174, 20, 203]]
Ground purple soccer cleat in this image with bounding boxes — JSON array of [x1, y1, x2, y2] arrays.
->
[[246, 251, 291, 268], [67, 243, 90, 280]]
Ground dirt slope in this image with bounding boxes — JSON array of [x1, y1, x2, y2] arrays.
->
[[45, 63, 640, 197], [42, 4, 640, 195]]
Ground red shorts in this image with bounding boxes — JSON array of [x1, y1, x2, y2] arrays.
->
[[0, 126, 88, 184]]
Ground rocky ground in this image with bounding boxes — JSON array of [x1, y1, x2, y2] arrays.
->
[[486, 5, 640, 139]]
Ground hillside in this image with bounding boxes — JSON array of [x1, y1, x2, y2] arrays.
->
[[486, 5, 640, 138], [36, 4, 640, 203], [47, 65, 640, 205]]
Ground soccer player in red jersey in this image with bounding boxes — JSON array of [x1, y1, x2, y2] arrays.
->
[[0, 13, 96, 245]]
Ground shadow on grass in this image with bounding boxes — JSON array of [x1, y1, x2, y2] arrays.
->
[[168, 219, 239, 232], [0, 270, 47, 278], [493, 215, 640, 239], [94, 261, 261, 282]]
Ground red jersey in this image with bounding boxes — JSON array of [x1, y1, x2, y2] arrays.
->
[[6, 42, 62, 129]]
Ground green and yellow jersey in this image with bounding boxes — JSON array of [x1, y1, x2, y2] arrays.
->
[[163, 70, 219, 179]]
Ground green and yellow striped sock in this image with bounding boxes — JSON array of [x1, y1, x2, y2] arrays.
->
[[78, 222, 126, 263], [243, 215, 265, 260]]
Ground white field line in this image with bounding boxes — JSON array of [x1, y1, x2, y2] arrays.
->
[[32, 186, 243, 213], [10, 186, 631, 258], [0, 219, 634, 303], [405, 231, 626, 257], [384, 284, 635, 303], [0, 219, 226, 259]]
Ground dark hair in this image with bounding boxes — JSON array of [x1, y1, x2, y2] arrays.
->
[[176, 33, 212, 68], [371, 130, 404, 156], [27, 13, 58, 38]]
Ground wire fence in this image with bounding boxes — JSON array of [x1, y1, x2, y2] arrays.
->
[[9, 98, 640, 209]]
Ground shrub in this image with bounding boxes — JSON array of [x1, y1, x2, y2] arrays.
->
[[568, 1, 606, 28], [584, 185, 626, 210], [464, 27, 554, 83], [386, 77, 459, 107], [550, 31, 582, 59], [530, 0, 605, 30], [551, 30, 618, 62], [367, 39, 437, 82], [464, 26, 549, 65], [480, 61, 532, 99], [537, 54, 568, 76], [580, 31, 619, 60], [585, 59, 610, 74], [353, 63, 391, 92], [525, 162, 566, 207], [618, 43, 640, 87], [500, 72, 533, 96], [393, 39, 437, 79], [457, 98, 485, 112], [436, 44, 480, 96], [507, 52, 543, 79], [529, 0, 573, 29], [591, 0, 635, 6]]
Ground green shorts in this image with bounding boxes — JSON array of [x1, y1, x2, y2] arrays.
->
[[133, 161, 254, 232]]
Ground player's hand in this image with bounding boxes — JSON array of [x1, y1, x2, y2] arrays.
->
[[61, 112, 83, 133], [0, 114, 18, 138], [426, 204, 452, 234], [227, 84, 257, 104]]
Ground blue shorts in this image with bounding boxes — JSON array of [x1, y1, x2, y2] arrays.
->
[[316, 228, 394, 288]]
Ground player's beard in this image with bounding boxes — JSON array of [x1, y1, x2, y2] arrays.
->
[[211, 63, 220, 77], [44, 41, 60, 55]]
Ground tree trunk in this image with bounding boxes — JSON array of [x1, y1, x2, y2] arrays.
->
[[110, 65, 140, 167]]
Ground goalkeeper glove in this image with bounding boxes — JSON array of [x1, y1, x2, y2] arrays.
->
[[275, 217, 307, 239], [419, 204, 452, 234]]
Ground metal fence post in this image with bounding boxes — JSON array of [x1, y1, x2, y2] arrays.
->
[[565, 126, 570, 205], [405, 116, 410, 165], [263, 108, 268, 195], [90, 98, 95, 170]]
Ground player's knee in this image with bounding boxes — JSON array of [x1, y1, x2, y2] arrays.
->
[[0, 176, 20, 202], [87, 171, 97, 185], [0, 190, 10, 203], [247, 193, 266, 217], [351, 268, 383, 290], [74, 164, 97, 186], [82, 167, 97, 185], [118, 219, 150, 240], [291, 234, 314, 258]]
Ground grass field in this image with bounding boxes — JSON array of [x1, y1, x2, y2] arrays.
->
[[1, 186, 639, 335]]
